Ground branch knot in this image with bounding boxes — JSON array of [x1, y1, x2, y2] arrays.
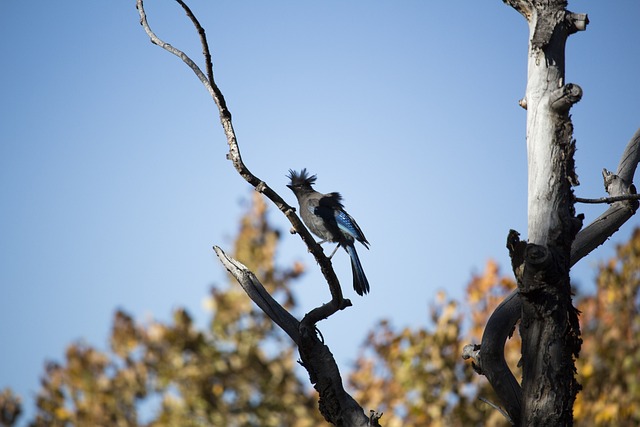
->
[[550, 83, 583, 113]]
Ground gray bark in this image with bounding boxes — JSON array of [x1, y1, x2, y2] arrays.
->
[[135, 2, 378, 425], [464, 126, 640, 425], [504, 4, 587, 424], [464, 1, 636, 425]]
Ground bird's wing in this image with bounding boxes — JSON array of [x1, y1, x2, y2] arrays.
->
[[314, 193, 369, 248], [313, 193, 343, 222], [334, 210, 370, 248]]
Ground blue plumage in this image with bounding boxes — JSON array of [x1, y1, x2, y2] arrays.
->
[[334, 210, 369, 249], [287, 169, 370, 296]]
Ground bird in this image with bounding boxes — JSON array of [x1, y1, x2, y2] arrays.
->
[[286, 168, 370, 296]]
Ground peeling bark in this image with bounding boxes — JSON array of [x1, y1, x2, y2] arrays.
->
[[465, 126, 640, 425], [514, 2, 585, 425]]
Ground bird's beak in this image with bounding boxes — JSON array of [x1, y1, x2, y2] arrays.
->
[[286, 184, 293, 189]]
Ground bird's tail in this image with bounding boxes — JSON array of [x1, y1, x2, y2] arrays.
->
[[346, 244, 370, 296]]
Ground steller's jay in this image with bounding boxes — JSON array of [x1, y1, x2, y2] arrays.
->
[[287, 168, 370, 296]]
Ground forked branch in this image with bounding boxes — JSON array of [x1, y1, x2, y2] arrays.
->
[[464, 127, 640, 424], [135, 0, 372, 424], [465, 2, 639, 423], [135, 0, 348, 312]]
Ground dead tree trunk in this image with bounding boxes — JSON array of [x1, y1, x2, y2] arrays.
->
[[459, 1, 638, 424], [505, 1, 586, 425], [510, 1, 588, 424], [461, 1, 594, 425]]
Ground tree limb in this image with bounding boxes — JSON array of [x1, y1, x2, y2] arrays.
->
[[466, 132, 640, 419], [466, 1, 639, 424], [136, 1, 371, 424], [571, 127, 640, 265], [575, 194, 640, 204], [214, 246, 300, 341], [213, 246, 371, 426], [135, 0, 349, 312]]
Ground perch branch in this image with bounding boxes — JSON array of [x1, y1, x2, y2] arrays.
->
[[136, 1, 369, 424], [214, 246, 371, 425], [135, 0, 349, 315]]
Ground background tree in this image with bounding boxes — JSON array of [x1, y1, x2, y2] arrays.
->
[[19, 194, 325, 427], [2, 198, 638, 426], [572, 229, 640, 425], [2, 1, 638, 425]]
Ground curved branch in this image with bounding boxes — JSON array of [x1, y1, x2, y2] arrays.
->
[[616, 127, 640, 183], [466, 127, 640, 424], [214, 246, 371, 426], [478, 290, 522, 425], [571, 127, 640, 265], [470, 230, 526, 425], [135, 0, 349, 315], [135, 2, 371, 424]]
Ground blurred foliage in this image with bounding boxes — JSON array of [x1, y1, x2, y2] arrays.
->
[[0, 389, 21, 426], [350, 230, 640, 427], [349, 260, 517, 427], [8, 193, 322, 427], [573, 228, 640, 425], [1, 195, 639, 426]]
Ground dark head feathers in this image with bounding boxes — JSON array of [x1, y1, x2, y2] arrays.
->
[[287, 168, 317, 188]]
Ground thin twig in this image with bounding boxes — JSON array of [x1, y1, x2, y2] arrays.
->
[[136, 0, 215, 99], [479, 397, 514, 425], [575, 194, 640, 204], [174, 0, 215, 87]]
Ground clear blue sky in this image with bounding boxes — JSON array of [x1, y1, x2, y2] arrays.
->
[[1, 0, 639, 422]]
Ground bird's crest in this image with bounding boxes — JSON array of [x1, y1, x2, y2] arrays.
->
[[287, 168, 317, 188]]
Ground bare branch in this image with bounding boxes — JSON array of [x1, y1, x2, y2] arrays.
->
[[479, 397, 515, 425], [575, 194, 640, 204], [467, 230, 526, 426], [135, 0, 349, 315], [213, 246, 300, 342], [136, 2, 371, 424], [213, 246, 370, 426], [571, 128, 640, 265], [468, 126, 640, 422], [616, 127, 640, 183], [136, 0, 215, 100], [173, 0, 215, 87]]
